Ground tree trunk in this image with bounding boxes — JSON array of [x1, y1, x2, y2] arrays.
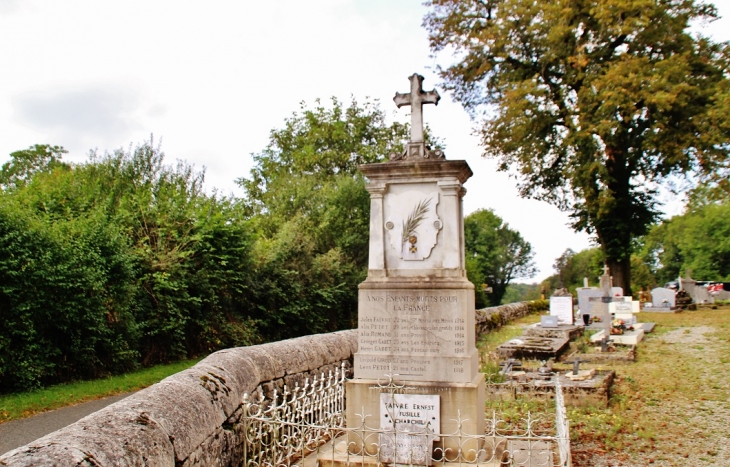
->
[[606, 256, 632, 296]]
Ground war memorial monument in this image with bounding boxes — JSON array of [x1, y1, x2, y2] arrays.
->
[[345, 73, 484, 463]]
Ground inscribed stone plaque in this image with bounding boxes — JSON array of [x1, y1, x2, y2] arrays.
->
[[610, 301, 633, 314], [541, 316, 558, 328], [355, 288, 478, 382], [550, 296, 574, 324], [380, 393, 440, 465]]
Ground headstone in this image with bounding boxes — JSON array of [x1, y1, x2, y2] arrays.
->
[[345, 73, 482, 463], [577, 288, 603, 316], [591, 265, 614, 351], [692, 283, 714, 304], [651, 287, 675, 310], [611, 287, 624, 297], [549, 290, 574, 325]]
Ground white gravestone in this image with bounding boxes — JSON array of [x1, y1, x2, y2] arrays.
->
[[550, 296, 574, 325], [651, 287, 676, 308], [380, 393, 440, 465], [611, 287, 624, 297]]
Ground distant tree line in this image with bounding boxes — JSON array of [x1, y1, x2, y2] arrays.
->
[[0, 99, 537, 393], [521, 195, 730, 301]]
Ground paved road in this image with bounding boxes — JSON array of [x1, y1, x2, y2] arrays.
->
[[0, 393, 133, 456]]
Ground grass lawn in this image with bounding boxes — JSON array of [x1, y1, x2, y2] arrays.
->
[[0, 358, 202, 424]]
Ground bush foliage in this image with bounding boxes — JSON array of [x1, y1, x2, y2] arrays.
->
[[0, 142, 259, 392]]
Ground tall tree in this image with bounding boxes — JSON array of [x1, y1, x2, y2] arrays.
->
[[464, 209, 536, 306], [238, 97, 409, 338], [425, 0, 730, 294], [0, 144, 70, 190]]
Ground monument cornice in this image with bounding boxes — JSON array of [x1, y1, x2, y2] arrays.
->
[[359, 159, 473, 184]]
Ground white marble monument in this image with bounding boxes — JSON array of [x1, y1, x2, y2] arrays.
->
[[345, 74, 483, 462]]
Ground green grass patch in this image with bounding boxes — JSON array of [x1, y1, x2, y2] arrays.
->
[[0, 358, 202, 424]]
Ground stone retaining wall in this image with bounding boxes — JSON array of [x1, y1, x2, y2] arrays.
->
[[0, 330, 358, 467], [475, 300, 548, 336], [0, 301, 543, 467]]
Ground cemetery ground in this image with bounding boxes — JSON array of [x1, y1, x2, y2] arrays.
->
[[479, 306, 730, 466]]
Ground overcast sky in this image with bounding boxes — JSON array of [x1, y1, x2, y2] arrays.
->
[[1, 0, 729, 281]]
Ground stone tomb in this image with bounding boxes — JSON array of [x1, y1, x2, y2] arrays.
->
[[344, 73, 483, 464]]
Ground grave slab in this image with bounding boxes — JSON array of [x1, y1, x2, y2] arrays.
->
[[524, 323, 584, 341], [590, 329, 645, 346], [634, 322, 656, 333], [496, 336, 570, 361]]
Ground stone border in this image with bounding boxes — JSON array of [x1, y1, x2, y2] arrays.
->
[[0, 330, 358, 467], [475, 300, 549, 336]]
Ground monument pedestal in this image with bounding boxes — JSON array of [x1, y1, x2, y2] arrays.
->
[[345, 373, 485, 462]]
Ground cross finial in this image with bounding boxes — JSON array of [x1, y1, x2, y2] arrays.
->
[[394, 73, 440, 143], [602, 264, 610, 276]]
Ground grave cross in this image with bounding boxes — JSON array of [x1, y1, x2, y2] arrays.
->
[[394, 73, 440, 143], [570, 355, 590, 375]]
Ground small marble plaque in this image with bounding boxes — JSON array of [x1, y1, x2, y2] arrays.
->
[[380, 393, 440, 465]]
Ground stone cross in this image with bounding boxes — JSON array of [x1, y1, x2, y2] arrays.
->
[[394, 73, 440, 143]]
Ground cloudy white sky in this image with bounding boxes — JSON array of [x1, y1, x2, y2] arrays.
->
[[1, 0, 729, 281]]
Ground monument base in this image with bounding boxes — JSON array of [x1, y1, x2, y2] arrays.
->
[[345, 373, 485, 462]]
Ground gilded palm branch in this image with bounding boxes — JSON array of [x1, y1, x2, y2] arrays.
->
[[401, 197, 432, 244]]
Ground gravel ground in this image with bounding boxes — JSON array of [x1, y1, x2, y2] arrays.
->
[[571, 325, 730, 467]]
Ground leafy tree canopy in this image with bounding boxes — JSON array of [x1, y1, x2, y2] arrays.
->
[[640, 200, 730, 283], [464, 208, 536, 306], [0, 144, 70, 191], [425, 0, 730, 294]]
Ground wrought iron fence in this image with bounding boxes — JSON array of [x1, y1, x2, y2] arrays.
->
[[240, 365, 571, 467]]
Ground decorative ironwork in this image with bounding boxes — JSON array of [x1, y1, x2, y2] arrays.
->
[[239, 366, 571, 467]]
